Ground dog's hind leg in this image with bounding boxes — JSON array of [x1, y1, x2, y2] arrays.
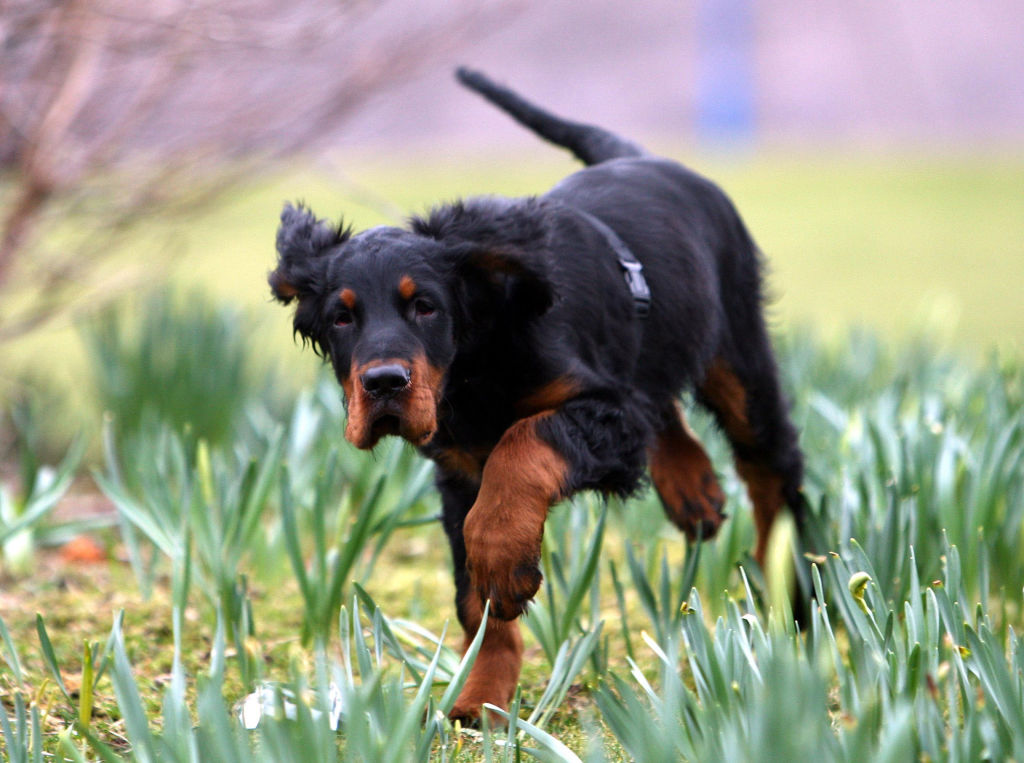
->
[[648, 401, 726, 541], [696, 354, 804, 567]]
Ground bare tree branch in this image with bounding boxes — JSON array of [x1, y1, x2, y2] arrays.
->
[[0, 0, 526, 341]]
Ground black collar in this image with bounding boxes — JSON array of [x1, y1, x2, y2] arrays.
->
[[571, 208, 651, 318]]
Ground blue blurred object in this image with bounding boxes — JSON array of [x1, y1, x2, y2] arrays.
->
[[696, 0, 756, 146]]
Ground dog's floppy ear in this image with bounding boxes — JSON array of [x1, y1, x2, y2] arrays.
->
[[270, 203, 351, 354], [449, 244, 555, 319], [413, 198, 556, 320], [269, 202, 350, 304]]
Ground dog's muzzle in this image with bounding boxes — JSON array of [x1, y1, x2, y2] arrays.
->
[[360, 363, 412, 400], [343, 356, 441, 449]]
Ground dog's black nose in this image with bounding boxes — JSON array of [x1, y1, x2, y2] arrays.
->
[[361, 364, 411, 398]]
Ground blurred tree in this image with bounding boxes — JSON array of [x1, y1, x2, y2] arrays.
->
[[0, 0, 520, 339]]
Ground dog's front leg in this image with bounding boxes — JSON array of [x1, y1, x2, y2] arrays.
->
[[438, 470, 526, 723], [462, 413, 568, 622], [449, 588, 523, 723]]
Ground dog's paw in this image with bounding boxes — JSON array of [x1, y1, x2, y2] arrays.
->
[[448, 699, 482, 726], [473, 562, 542, 621], [449, 673, 514, 727], [449, 698, 508, 728], [463, 515, 543, 621], [448, 623, 521, 727], [673, 471, 727, 542]]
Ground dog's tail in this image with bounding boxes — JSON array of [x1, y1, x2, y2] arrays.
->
[[456, 67, 646, 166]]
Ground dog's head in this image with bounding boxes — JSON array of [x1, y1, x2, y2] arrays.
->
[[270, 201, 554, 449]]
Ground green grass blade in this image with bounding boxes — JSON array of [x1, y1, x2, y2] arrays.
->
[[79, 640, 95, 729], [109, 631, 157, 762], [382, 622, 448, 763], [557, 503, 607, 639], [278, 468, 314, 608], [64, 724, 126, 763], [91, 609, 125, 689], [483, 704, 582, 763], [0, 695, 25, 763], [0, 614, 24, 685], [35, 614, 71, 703], [439, 602, 490, 714]]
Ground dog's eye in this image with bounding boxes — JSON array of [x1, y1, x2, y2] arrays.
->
[[335, 309, 353, 327], [412, 298, 436, 318]]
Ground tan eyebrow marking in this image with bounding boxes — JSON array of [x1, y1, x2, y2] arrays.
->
[[340, 288, 357, 309], [398, 275, 417, 300]]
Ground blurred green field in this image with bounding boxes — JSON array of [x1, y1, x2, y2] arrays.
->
[[2, 148, 1024, 760], [3, 302, 1023, 760], [3, 148, 1022, 413]]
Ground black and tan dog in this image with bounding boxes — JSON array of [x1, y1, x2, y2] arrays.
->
[[269, 68, 805, 721]]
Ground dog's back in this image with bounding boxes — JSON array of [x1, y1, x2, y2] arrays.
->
[[456, 67, 806, 549], [458, 68, 762, 396]]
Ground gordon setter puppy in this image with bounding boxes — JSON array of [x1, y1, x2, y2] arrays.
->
[[269, 68, 805, 722]]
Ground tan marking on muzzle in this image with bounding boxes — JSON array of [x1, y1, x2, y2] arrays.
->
[[342, 355, 445, 449], [403, 354, 445, 445]]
